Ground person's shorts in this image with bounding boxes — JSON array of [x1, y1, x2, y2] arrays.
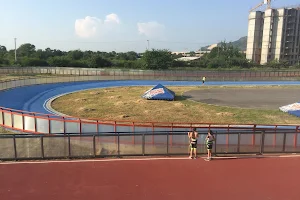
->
[[202, 80, 205, 83], [206, 144, 213, 150], [190, 143, 197, 149]]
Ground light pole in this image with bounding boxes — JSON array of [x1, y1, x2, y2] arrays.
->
[[147, 40, 149, 50], [14, 38, 17, 63]]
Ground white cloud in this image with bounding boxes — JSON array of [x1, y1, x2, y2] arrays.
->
[[75, 14, 120, 38], [104, 13, 120, 24], [137, 21, 165, 38]]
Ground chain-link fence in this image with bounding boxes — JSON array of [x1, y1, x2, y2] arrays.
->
[[1, 67, 300, 81]]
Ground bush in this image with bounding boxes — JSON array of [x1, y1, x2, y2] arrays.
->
[[47, 56, 71, 67], [20, 57, 49, 67]]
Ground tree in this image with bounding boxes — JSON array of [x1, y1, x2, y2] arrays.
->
[[20, 57, 48, 67], [0, 45, 7, 57], [17, 43, 36, 57], [68, 50, 84, 60], [47, 56, 71, 67], [189, 51, 196, 56], [142, 49, 173, 70], [88, 55, 112, 68]]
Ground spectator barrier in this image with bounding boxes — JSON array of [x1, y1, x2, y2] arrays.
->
[[0, 131, 299, 161]]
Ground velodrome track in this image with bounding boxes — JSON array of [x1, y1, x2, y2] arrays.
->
[[1, 80, 300, 115]]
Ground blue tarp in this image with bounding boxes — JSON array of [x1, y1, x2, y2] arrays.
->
[[279, 102, 300, 118], [142, 84, 175, 101]]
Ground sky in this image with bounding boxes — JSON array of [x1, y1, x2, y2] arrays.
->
[[0, 0, 299, 52]]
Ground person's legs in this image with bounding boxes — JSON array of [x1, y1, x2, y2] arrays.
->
[[193, 147, 197, 158], [209, 145, 213, 159], [189, 147, 193, 158]]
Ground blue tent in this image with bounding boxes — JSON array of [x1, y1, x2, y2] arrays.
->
[[142, 84, 175, 101], [279, 102, 300, 117]]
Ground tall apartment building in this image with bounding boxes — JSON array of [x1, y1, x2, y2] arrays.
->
[[246, 7, 300, 65]]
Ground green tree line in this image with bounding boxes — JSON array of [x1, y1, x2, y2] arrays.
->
[[0, 42, 297, 70]]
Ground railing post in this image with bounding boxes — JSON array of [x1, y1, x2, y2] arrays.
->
[[252, 125, 256, 146], [237, 132, 241, 153], [152, 123, 154, 145], [63, 117, 66, 135], [41, 135, 44, 159], [22, 114, 25, 131], [283, 132, 286, 152], [0, 108, 4, 125], [48, 116, 51, 134], [68, 134, 71, 158], [167, 131, 169, 155], [214, 131, 217, 156], [79, 119, 82, 135], [117, 132, 120, 157], [260, 131, 265, 155], [13, 134, 17, 160], [170, 123, 173, 147], [132, 122, 135, 144], [33, 113, 37, 133], [93, 135, 96, 157], [142, 133, 145, 156], [96, 120, 99, 133], [10, 110, 14, 129]]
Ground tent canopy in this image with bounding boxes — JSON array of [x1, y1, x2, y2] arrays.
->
[[279, 102, 300, 118], [142, 84, 175, 101]]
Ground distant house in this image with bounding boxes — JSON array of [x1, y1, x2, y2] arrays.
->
[[174, 57, 201, 62]]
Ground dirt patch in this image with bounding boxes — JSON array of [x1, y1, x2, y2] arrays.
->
[[216, 112, 235, 117], [75, 98, 87, 102], [78, 107, 96, 112]]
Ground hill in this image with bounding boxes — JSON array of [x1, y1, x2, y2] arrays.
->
[[201, 36, 247, 51]]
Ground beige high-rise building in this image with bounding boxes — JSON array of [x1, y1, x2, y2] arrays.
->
[[246, 7, 300, 65]]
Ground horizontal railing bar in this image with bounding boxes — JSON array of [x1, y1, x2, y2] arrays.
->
[[0, 131, 298, 138]]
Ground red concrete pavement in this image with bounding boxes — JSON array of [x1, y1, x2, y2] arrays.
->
[[0, 156, 299, 200]]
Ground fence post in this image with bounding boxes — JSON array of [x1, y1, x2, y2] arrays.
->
[[260, 131, 265, 155], [41, 135, 44, 159], [283, 132, 286, 152], [13, 134, 17, 160]]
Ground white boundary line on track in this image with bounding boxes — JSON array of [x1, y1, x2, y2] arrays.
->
[[1, 154, 300, 165]]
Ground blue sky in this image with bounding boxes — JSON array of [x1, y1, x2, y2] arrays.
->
[[0, 0, 299, 52]]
